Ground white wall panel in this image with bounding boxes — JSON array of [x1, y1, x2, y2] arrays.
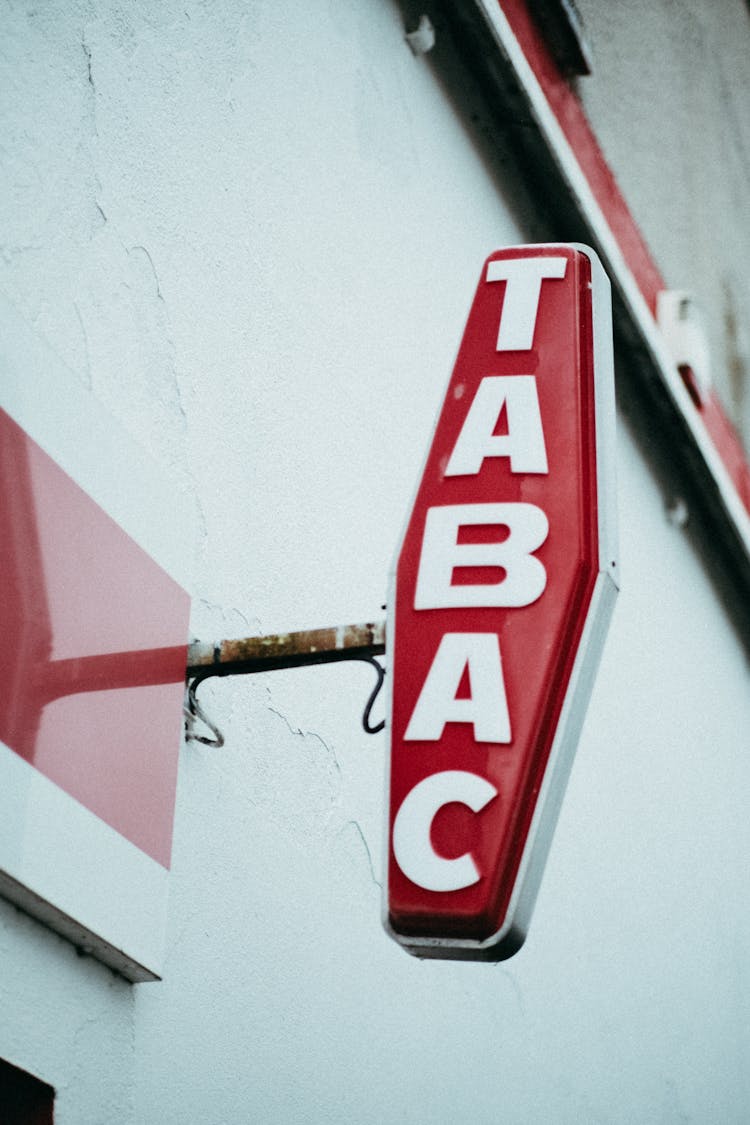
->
[[1, 1, 749, 1121]]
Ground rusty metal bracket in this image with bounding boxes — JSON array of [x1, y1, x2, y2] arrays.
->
[[184, 621, 387, 745], [186, 621, 385, 679]]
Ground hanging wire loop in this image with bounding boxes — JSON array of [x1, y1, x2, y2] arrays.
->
[[184, 676, 225, 748], [184, 620, 387, 747], [358, 657, 386, 735]]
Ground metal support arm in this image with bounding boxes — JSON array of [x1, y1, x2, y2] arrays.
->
[[186, 620, 385, 679], [184, 621, 387, 745]]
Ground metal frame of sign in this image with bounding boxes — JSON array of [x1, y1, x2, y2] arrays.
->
[[384, 243, 618, 960]]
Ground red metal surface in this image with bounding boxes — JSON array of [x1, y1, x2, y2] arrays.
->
[[499, 0, 750, 510], [500, 0, 665, 315], [0, 409, 189, 868], [388, 246, 599, 945]]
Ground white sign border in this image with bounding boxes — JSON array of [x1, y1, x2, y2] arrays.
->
[[384, 244, 618, 959]]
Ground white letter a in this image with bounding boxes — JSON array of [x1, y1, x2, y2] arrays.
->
[[445, 375, 548, 476], [404, 633, 511, 744]]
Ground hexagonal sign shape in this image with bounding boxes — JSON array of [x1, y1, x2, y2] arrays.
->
[[385, 244, 618, 960]]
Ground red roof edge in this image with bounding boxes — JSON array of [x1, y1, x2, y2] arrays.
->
[[500, 0, 750, 513]]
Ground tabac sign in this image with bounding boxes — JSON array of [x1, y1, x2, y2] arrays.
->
[[385, 244, 618, 960]]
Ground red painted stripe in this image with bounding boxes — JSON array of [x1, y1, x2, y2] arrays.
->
[[0, 409, 189, 868], [499, 0, 750, 512], [701, 393, 750, 512]]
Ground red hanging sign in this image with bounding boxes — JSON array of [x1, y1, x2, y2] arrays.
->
[[385, 244, 618, 960]]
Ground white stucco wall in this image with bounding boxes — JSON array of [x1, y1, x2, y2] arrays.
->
[[575, 0, 750, 444], [2, 2, 750, 1122]]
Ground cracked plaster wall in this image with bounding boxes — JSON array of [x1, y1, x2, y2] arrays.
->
[[2, 2, 750, 1123]]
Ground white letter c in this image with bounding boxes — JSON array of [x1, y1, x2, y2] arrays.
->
[[392, 770, 498, 892]]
